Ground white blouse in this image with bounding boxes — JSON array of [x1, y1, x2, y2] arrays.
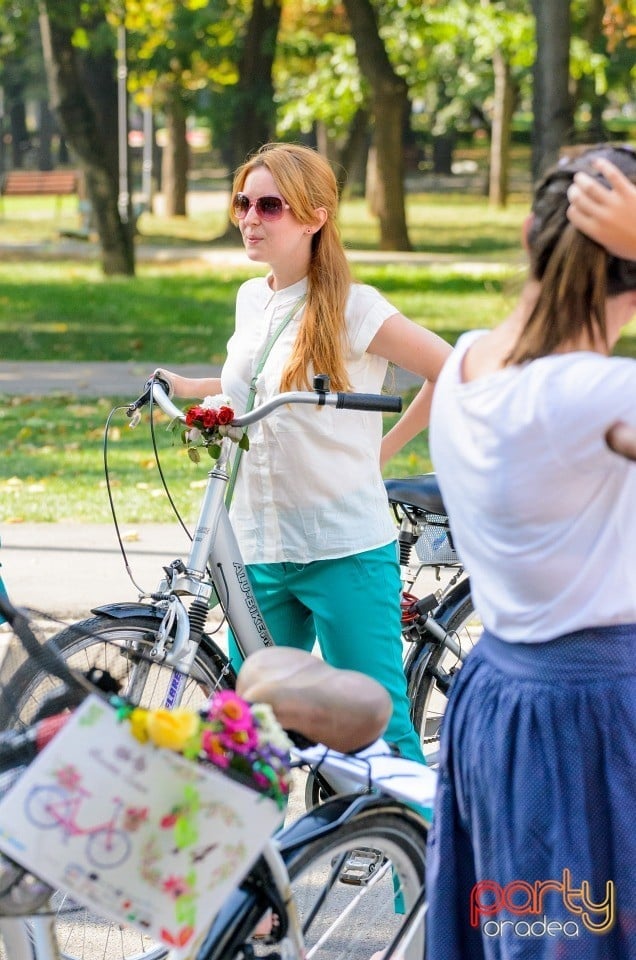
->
[[221, 275, 398, 564], [430, 331, 636, 641]]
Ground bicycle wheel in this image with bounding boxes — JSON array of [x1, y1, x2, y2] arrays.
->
[[0, 614, 232, 730], [407, 592, 482, 765], [208, 800, 428, 960], [3, 614, 231, 960], [24, 786, 68, 830]]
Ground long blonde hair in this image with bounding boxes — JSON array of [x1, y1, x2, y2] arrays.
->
[[507, 144, 636, 366], [231, 142, 353, 391]]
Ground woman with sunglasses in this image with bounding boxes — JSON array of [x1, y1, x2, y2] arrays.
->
[[154, 141, 451, 764], [426, 143, 636, 959]]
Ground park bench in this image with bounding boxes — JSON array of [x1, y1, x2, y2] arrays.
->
[[0, 169, 81, 218]]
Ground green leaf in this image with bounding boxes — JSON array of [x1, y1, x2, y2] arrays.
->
[[238, 433, 250, 452], [174, 816, 198, 850], [188, 447, 201, 463], [208, 443, 221, 459]]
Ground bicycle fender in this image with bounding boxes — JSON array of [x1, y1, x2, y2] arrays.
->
[[91, 602, 236, 681], [433, 576, 472, 631], [92, 601, 164, 621], [277, 792, 427, 859]]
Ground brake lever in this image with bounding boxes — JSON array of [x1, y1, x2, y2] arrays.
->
[[126, 375, 172, 422]]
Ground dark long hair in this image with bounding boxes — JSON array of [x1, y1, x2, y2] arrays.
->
[[507, 144, 636, 366]]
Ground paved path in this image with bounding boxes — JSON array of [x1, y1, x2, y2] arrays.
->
[[0, 359, 422, 397]]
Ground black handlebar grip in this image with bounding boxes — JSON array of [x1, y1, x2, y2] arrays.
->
[[127, 374, 172, 417], [0, 728, 37, 774], [336, 393, 403, 413]]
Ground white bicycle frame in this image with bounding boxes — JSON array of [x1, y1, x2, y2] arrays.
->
[[121, 382, 401, 707]]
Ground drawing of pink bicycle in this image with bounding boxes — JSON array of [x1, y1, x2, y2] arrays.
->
[[25, 765, 134, 869]]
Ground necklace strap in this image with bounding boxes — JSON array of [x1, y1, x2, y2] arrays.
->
[[225, 294, 306, 508]]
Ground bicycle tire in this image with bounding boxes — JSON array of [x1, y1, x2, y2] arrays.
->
[[204, 799, 428, 960], [0, 613, 233, 730], [407, 591, 481, 764], [3, 613, 232, 960]]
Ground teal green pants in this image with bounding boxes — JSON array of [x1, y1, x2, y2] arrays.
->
[[228, 543, 424, 765]]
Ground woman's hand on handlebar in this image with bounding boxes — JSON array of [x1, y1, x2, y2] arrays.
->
[[151, 369, 222, 400]]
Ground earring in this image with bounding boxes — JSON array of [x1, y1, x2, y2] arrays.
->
[[306, 228, 312, 234]]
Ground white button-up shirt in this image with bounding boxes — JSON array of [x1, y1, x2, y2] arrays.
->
[[221, 275, 398, 564]]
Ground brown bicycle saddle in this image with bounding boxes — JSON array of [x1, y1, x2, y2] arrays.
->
[[236, 647, 392, 754]]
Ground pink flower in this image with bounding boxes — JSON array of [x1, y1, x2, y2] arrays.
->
[[162, 875, 192, 899], [201, 730, 230, 768], [207, 691, 255, 733], [220, 727, 258, 755], [55, 765, 82, 791], [252, 770, 270, 790]]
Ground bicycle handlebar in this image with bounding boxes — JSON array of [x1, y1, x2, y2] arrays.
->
[[334, 393, 402, 413], [127, 377, 403, 425], [0, 713, 69, 775]]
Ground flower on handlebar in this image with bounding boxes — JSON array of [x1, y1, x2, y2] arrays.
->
[[119, 691, 293, 809], [177, 395, 249, 463]]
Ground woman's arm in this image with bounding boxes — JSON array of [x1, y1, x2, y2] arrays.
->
[[606, 421, 636, 461], [153, 368, 222, 399], [567, 158, 636, 259], [367, 313, 452, 466], [380, 381, 436, 468]]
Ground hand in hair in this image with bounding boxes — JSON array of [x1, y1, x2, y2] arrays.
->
[[567, 158, 636, 260], [606, 421, 636, 461]]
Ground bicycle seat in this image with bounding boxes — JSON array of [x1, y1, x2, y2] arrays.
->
[[236, 648, 392, 755], [384, 473, 447, 515]]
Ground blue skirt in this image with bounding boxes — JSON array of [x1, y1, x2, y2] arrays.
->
[[426, 624, 636, 960]]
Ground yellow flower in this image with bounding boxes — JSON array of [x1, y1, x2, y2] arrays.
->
[[145, 708, 201, 751], [129, 708, 150, 743]]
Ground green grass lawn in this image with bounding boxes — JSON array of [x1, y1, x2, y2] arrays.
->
[[0, 390, 428, 523], [2, 187, 633, 522], [0, 259, 520, 362]]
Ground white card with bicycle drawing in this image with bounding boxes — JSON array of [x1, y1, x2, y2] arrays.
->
[[0, 695, 282, 959]]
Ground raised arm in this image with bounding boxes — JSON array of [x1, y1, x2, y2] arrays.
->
[[367, 313, 452, 467], [567, 158, 636, 259]]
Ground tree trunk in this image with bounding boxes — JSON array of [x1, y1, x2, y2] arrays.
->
[[216, 0, 282, 241], [4, 63, 30, 168], [37, 99, 55, 170], [574, 0, 607, 142], [161, 89, 188, 217], [9, 98, 30, 168], [489, 49, 515, 207], [341, 0, 411, 251], [530, 0, 573, 181], [337, 108, 370, 198], [229, 0, 281, 171], [432, 135, 454, 175], [38, 1, 135, 276]]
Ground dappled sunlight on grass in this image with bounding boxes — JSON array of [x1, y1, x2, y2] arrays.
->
[[0, 394, 203, 523]]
